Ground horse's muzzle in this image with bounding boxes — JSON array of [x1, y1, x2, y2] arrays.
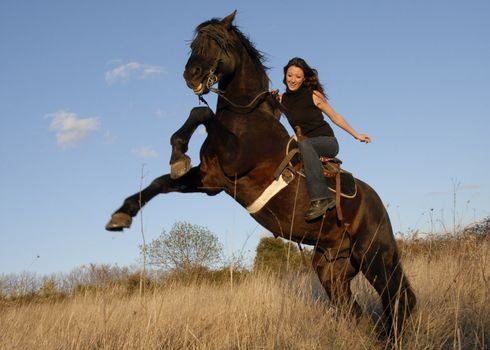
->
[[184, 74, 214, 96], [192, 82, 206, 95]]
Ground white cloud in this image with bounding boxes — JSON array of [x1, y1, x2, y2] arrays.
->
[[142, 65, 164, 78], [105, 61, 165, 84], [47, 110, 100, 148], [132, 146, 159, 158]]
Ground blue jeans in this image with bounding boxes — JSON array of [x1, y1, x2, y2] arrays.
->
[[298, 136, 339, 201]]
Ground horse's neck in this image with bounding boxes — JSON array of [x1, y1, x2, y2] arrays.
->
[[219, 56, 268, 99], [216, 73, 270, 117]]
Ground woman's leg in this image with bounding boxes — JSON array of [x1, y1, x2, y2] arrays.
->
[[299, 136, 338, 201]]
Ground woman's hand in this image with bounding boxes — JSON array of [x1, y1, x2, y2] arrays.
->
[[356, 133, 372, 143], [312, 90, 372, 144]]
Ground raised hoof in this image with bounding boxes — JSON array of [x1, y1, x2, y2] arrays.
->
[[170, 155, 192, 179], [105, 212, 132, 231]]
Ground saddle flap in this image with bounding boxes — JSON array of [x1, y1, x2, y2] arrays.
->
[[322, 159, 356, 198]]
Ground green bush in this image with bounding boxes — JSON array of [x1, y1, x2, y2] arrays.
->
[[253, 237, 310, 274]]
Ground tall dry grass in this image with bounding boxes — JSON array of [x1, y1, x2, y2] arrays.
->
[[1, 235, 489, 349]]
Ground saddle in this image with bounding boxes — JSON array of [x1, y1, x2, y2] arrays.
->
[[319, 157, 356, 199], [274, 131, 357, 222]]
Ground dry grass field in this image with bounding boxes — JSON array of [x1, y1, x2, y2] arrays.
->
[[1, 234, 489, 349]]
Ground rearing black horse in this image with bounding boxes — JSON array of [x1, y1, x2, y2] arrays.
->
[[106, 11, 416, 336]]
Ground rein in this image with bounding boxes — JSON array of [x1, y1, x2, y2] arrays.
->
[[198, 68, 271, 113]]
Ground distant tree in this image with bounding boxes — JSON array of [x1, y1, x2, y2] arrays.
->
[[142, 221, 223, 271], [0, 271, 40, 298], [253, 237, 309, 273], [39, 278, 58, 296], [0, 275, 8, 299], [465, 216, 490, 236]]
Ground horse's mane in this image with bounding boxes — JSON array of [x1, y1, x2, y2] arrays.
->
[[191, 19, 267, 74]]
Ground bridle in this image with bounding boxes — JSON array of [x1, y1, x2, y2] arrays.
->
[[205, 68, 219, 90], [191, 29, 272, 113]]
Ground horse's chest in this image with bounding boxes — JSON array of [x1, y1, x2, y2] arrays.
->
[[200, 154, 227, 189]]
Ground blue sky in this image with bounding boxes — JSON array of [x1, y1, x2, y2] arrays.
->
[[1, 0, 489, 275]]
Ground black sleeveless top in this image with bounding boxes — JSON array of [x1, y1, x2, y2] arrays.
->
[[281, 85, 334, 138]]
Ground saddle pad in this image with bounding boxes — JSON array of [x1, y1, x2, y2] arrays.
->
[[325, 170, 357, 198]]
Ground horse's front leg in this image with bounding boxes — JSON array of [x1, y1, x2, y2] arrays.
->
[[105, 166, 219, 231], [170, 106, 214, 179]]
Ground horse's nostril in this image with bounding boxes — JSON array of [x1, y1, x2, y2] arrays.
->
[[184, 64, 203, 83], [192, 66, 201, 77]]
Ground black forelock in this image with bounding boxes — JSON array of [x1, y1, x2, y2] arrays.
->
[[190, 19, 266, 71]]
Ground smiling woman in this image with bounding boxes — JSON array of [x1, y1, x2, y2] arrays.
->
[[279, 57, 371, 221]]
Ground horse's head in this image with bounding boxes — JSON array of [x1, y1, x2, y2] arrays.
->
[[184, 11, 238, 95], [184, 11, 265, 96]]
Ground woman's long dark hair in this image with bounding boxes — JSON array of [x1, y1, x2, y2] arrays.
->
[[283, 57, 326, 97]]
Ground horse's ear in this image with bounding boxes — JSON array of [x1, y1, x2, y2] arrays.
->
[[222, 10, 237, 29]]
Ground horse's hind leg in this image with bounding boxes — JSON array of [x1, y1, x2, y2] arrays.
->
[[170, 106, 214, 179], [359, 241, 416, 337], [313, 248, 362, 319]]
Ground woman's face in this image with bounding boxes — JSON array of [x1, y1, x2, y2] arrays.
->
[[286, 65, 305, 91]]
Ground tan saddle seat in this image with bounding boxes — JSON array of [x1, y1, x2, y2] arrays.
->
[[320, 157, 343, 177]]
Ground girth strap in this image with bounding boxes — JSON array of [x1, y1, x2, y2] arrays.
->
[[273, 148, 299, 180], [335, 169, 343, 221], [320, 157, 344, 222]]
